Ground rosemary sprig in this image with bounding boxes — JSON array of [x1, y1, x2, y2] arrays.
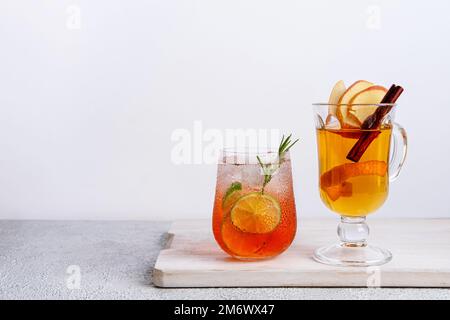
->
[[257, 134, 299, 193]]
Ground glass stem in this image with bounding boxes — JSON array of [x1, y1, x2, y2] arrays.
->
[[338, 216, 369, 247]]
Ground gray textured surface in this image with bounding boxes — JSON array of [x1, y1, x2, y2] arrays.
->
[[0, 220, 449, 300]]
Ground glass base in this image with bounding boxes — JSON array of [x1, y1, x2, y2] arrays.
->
[[313, 243, 392, 267]]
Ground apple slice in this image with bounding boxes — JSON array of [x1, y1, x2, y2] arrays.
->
[[328, 80, 346, 105], [337, 80, 373, 128], [348, 85, 387, 123], [327, 80, 346, 124]]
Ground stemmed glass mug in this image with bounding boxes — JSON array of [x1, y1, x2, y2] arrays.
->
[[312, 103, 407, 266]]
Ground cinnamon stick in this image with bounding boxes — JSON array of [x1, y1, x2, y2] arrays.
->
[[346, 84, 404, 162]]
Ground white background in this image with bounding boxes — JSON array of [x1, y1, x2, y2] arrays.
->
[[0, 0, 449, 220]]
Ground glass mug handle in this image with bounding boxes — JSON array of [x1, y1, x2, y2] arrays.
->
[[389, 122, 408, 182]]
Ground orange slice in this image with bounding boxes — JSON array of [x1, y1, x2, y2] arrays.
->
[[320, 160, 388, 189], [230, 192, 281, 234], [323, 181, 353, 201], [221, 217, 269, 257]]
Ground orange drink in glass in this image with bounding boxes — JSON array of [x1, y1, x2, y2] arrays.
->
[[312, 101, 407, 266], [212, 137, 298, 260], [317, 127, 391, 216]]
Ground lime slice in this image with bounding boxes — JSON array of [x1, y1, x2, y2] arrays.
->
[[230, 192, 281, 234], [222, 182, 242, 211]]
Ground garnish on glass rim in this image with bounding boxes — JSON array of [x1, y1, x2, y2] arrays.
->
[[257, 134, 299, 193], [346, 84, 404, 162]]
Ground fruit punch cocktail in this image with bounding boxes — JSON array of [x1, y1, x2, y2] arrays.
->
[[212, 136, 298, 260], [313, 80, 407, 266]]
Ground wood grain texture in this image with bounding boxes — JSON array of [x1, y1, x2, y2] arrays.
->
[[153, 219, 450, 288]]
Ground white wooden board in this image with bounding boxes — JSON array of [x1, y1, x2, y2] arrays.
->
[[153, 219, 450, 288]]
